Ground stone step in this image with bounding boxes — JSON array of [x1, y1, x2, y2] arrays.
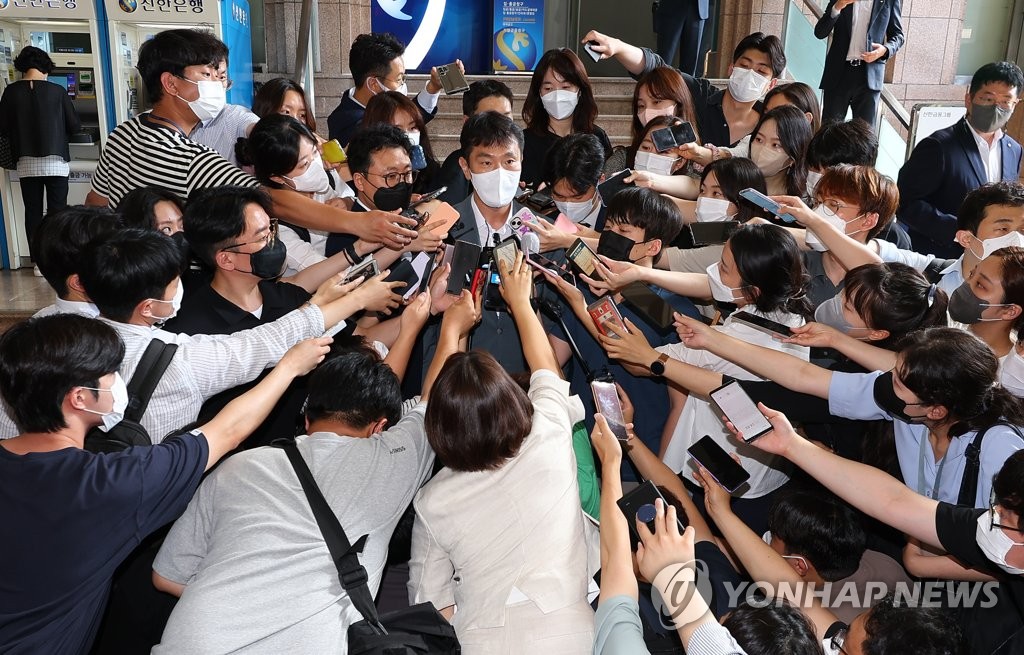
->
[[424, 111, 634, 140], [429, 130, 632, 160], [430, 92, 635, 117]]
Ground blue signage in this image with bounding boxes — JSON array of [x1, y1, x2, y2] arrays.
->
[[492, 0, 544, 72], [370, 0, 490, 74]]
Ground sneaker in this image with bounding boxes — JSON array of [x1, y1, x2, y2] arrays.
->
[[32, 265, 42, 277]]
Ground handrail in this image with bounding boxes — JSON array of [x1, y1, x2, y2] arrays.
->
[[797, 0, 824, 21], [881, 88, 911, 130]]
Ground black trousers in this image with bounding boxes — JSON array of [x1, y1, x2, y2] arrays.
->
[[821, 62, 881, 129], [20, 174, 69, 253], [655, 0, 706, 77]]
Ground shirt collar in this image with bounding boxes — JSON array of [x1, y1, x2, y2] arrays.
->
[[348, 87, 366, 109], [470, 196, 515, 242], [967, 121, 1004, 149], [54, 297, 100, 318]]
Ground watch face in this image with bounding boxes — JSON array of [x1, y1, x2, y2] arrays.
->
[[650, 359, 666, 376]]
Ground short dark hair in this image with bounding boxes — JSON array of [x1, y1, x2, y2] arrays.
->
[[305, 350, 402, 429], [346, 122, 413, 177], [732, 32, 786, 78], [700, 158, 768, 223], [425, 350, 533, 472], [136, 29, 228, 102], [957, 182, 1024, 233], [806, 119, 878, 170], [184, 186, 274, 266], [605, 187, 683, 246], [118, 187, 186, 232], [862, 596, 965, 655], [463, 79, 513, 116], [523, 48, 599, 135], [542, 133, 605, 195], [722, 601, 823, 655], [844, 263, 950, 350], [0, 315, 124, 434], [252, 77, 316, 131], [79, 228, 184, 322], [969, 61, 1024, 96], [990, 246, 1024, 335], [993, 449, 1024, 517], [349, 33, 405, 88], [459, 111, 524, 158], [32, 206, 118, 297], [751, 105, 812, 197], [767, 488, 866, 581], [237, 114, 319, 186], [764, 81, 821, 132], [13, 46, 54, 74], [729, 223, 812, 318]]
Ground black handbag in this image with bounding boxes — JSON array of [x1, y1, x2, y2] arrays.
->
[[275, 440, 461, 654]]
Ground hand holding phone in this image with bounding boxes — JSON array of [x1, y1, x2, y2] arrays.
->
[[342, 258, 379, 285], [437, 62, 469, 95], [738, 188, 795, 223], [687, 435, 750, 493], [709, 381, 773, 443], [583, 40, 602, 63], [591, 380, 630, 442], [617, 481, 688, 549], [493, 236, 519, 274], [587, 297, 627, 339]]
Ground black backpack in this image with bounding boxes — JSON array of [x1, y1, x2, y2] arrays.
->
[[957, 422, 1024, 507], [84, 340, 179, 454]]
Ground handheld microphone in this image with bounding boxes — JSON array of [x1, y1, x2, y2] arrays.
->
[[520, 231, 540, 259]]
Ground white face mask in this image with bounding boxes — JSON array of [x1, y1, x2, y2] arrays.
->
[[405, 130, 421, 147], [967, 231, 1024, 261], [472, 167, 521, 208], [284, 155, 331, 194], [751, 143, 791, 177], [541, 89, 579, 120], [634, 150, 678, 176], [805, 204, 865, 252], [1000, 347, 1024, 397], [706, 261, 746, 303], [81, 372, 129, 433], [176, 78, 226, 124], [695, 196, 734, 223], [806, 170, 823, 198], [555, 194, 598, 224], [374, 77, 408, 97], [975, 509, 1024, 575], [727, 66, 772, 103], [637, 106, 676, 126], [146, 280, 184, 326]]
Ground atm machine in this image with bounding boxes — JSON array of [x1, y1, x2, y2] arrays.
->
[[0, 1, 113, 269], [102, 0, 253, 124]]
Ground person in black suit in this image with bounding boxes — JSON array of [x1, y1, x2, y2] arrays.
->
[[326, 33, 461, 146], [814, 0, 905, 128], [897, 61, 1024, 258], [653, 0, 710, 77]]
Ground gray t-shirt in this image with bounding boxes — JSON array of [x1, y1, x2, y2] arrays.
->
[[152, 405, 433, 654]]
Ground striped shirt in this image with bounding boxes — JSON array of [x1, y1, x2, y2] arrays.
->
[[91, 113, 258, 209], [190, 103, 259, 166]]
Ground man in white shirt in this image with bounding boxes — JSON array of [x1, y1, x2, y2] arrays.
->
[[31, 205, 114, 319], [898, 61, 1024, 258]]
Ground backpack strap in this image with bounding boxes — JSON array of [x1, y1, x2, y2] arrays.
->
[[273, 439, 382, 634], [124, 340, 179, 423], [957, 423, 1024, 507]]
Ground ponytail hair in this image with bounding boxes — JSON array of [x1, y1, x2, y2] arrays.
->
[[728, 223, 812, 319], [844, 262, 949, 351]]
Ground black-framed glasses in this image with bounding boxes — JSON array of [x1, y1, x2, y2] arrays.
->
[[989, 490, 1024, 534], [366, 169, 417, 189], [825, 621, 850, 655], [222, 219, 278, 252]]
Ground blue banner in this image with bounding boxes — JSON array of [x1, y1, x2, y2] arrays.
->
[[370, 0, 490, 74], [492, 0, 544, 73]]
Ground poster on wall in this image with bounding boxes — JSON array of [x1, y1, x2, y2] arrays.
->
[[492, 0, 544, 73], [370, 0, 489, 74]]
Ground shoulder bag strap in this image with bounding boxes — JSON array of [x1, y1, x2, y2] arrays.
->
[[274, 440, 382, 633], [124, 340, 179, 422], [957, 423, 1024, 507]]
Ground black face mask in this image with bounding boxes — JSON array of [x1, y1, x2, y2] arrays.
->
[[373, 182, 413, 212], [246, 239, 288, 279], [597, 229, 637, 262], [872, 372, 926, 423]]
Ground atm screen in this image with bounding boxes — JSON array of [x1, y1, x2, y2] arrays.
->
[[50, 75, 70, 91]]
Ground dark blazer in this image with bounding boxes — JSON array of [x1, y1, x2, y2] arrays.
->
[[897, 118, 1023, 258], [0, 79, 81, 161], [814, 0, 905, 92], [326, 89, 438, 146]]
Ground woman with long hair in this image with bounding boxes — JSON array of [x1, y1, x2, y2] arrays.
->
[[361, 90, 441, 194]]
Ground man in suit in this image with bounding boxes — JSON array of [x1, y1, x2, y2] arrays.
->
[[814, 0, 905, 128], [326, 33, 459, 146], [898, 61, 1024, 258], [653, 0, 710, 78]]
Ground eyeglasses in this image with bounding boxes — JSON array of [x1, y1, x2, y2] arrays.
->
[[974, 96, 1019, 111], [815, 199, 861, 215], [989, 491, 1024, 534], [826, 622, 850, 655], [222, 219, 278, 252], [366, 169, 418, 189]]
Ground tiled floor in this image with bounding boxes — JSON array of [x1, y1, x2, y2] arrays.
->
[[0, 268, 54, 314]]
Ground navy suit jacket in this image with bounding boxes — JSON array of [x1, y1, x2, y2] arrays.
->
[[326, 89, 438, 146], [897, 118, 1023, 258], [814, 0, 905, 92]]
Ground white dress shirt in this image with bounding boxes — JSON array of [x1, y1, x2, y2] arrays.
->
[[968, 122, 1004, 183], [845, 0, 874, 61]]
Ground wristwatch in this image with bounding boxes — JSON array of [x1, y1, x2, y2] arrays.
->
[[649, 353, 670, 376]]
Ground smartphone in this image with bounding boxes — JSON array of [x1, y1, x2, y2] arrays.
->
[[709, 380, 774, 443], [617, 480, 688, 549], [738, 188, 794, 223], [650, 122, 697, 152], [321, 139, 347, 164], [383, 258, 419, 297], [439, 243, 455, 270], [591, 380, 629, 442], [675, 221, 740, 248], [583, 40, 601, 63], [413, 251, 436, 296], [437, 62, 470, 95], [424, 201, 460, 236], [567, 238, 598, 276], [512, 206, 540, 237], [687, 435, 751, 492], [342, 257, 379, 285], [483, 266, 507, 312], [493, 236, 519, 274], [619, 282, 674, 331], [410, 186, 449, 208], [529, 253, 574, 281], [445, 240, 483, 295], [528, 191, 555, 211], [730, 310, 792, 338], [587, 296, 627, 339], [597, 169, 634, 206]]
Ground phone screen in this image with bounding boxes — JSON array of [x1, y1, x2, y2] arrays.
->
[[587, 297, 625, 339], [494, 237, 518, 274], [687, 435, 751, 492], [591, 380, 629, 441], [597, 169, 634, 206], [730, 311, 793, 338], [651, 126, 678, 152], [619, 282, 674, 331], [738, 188, 781, 215], [567, 239, 597, 276], [446, 241, 482, 295], [709, 381, 773, 442]]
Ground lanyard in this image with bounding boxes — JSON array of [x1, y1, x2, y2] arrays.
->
[[917, 431, 948, 499], [147, 112, 189, 138]]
